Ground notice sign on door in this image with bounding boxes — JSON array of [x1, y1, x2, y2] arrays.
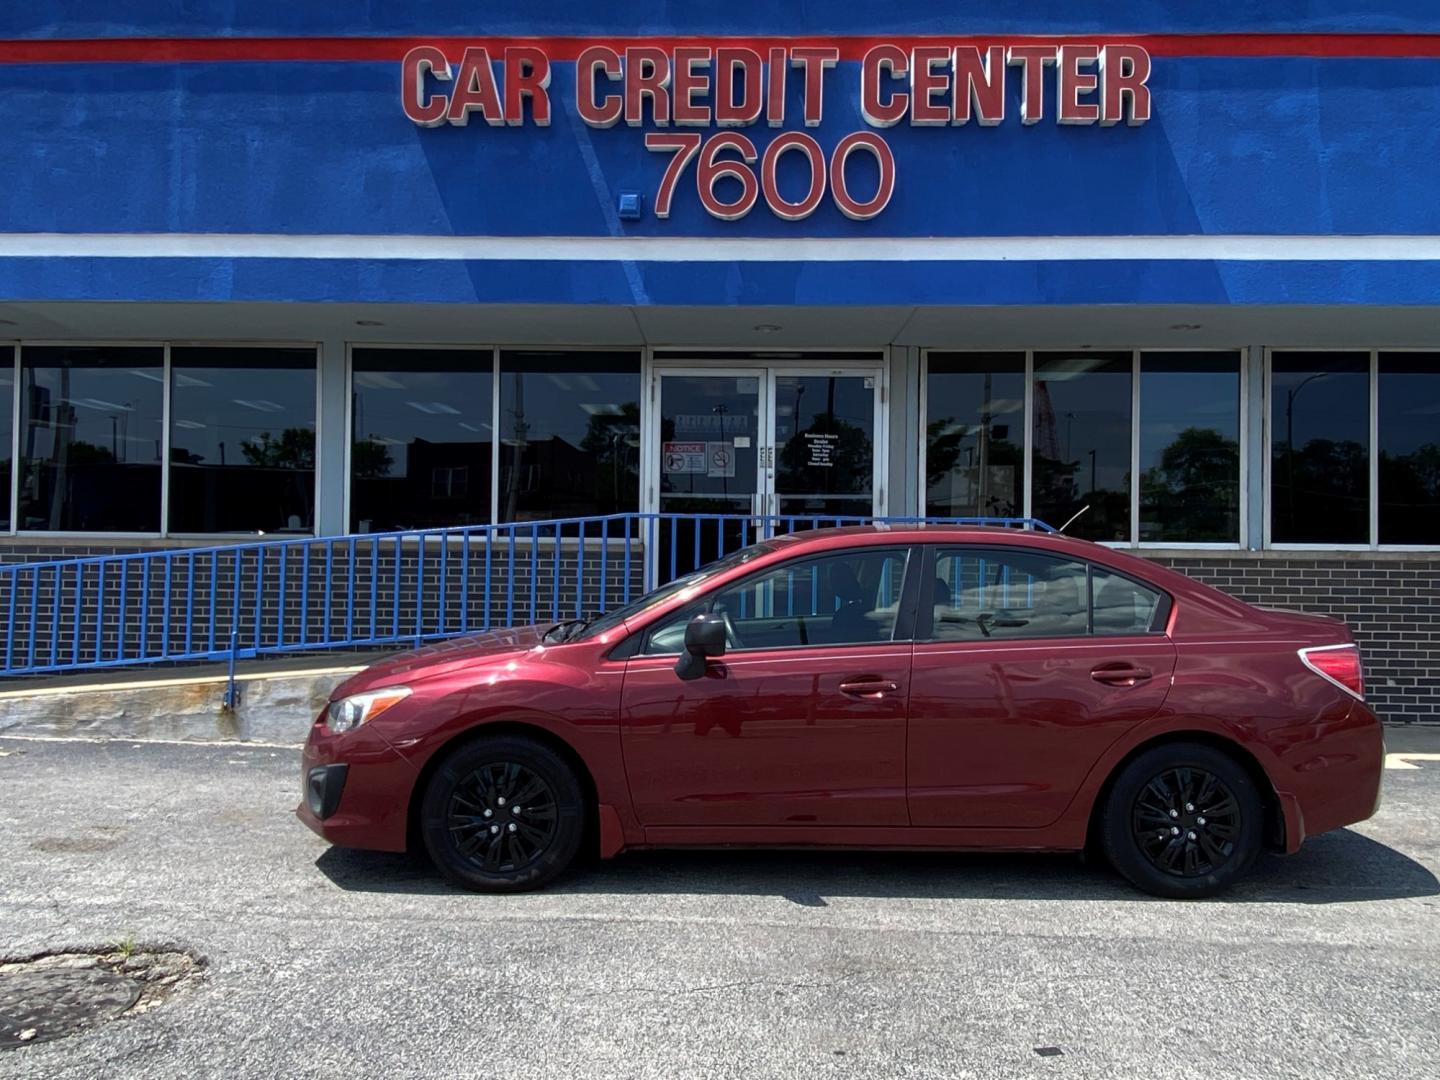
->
[[707, 441, 735, 478], [805, 432, 839, 467], [663, 441, 706, 474]]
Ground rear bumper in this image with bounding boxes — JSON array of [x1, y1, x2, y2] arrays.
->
[[295, 717, 419, 853], [1275, 701, 1385, 852]]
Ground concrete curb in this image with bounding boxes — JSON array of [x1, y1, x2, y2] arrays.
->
[[0, 668, 360, 745]]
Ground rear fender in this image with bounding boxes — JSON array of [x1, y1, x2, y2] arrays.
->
[[1056, 714, 1292, 851]]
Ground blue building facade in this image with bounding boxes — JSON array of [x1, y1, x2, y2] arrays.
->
[[0, 4, 1437, 717]]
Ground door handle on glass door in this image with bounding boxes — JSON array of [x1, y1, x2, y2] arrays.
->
[[1090, 664, 1153, 687], [839, 678, 899, 698]]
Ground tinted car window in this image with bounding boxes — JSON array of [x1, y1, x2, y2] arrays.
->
[[929, 548, 1088, 641], [1091, 568, 1164, 635], [644, 547, 910, 654]]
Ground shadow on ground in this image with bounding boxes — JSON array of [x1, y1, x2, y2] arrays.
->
[[315, 826, 1438, 905]]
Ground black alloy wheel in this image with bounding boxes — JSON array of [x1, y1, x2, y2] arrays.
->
[[1130, 767, 1241, 878], [448, 762, 559, 873], [1099, 742, 1264, 899], [421, 735, 585, 892]]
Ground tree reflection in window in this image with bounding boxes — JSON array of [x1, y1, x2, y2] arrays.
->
[[925, 354, 1025, 519], [1270, 352, 1369, 544], [1139, 353, 1241, 543], [1031, 353, 1132, 541], [499, 351, 641, 523], [349, 349, 493, 533]]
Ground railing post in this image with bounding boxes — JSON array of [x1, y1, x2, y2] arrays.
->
[[222, 629, 240, 711]]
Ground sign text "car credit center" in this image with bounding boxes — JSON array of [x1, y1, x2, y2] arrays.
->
[[401, 41, 1153, 221]]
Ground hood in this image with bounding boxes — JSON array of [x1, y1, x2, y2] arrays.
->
[[332, 624, 547, 697]]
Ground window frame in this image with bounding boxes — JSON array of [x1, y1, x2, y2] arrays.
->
[[637, 543, 923, 656], [914, 544, 1172, 644], [919, 348, 1248, 551]]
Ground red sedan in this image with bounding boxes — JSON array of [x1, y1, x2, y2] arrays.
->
[[297, 525, 1383, 899]]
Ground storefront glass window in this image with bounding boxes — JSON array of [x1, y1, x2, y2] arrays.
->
[[498, 350, 641, 522], [349, 349, 494, 533], [1031, 353, 1133, 541], [924, 353, 1026, 519], [1138, 352, 1241, 543], [1378, 352, 1440, 545], [1270, 352, 1369, 544], [169, 347, 316, 534], [18, 346, 163, 532]]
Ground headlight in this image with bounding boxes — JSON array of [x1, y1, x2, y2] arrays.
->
[[326, 686, 412, 734]]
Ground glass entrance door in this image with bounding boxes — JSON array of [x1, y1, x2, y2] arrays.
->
[[768, 370, 880, 522], [657, 372, 763, 517], [654, 371, 765, 578], [651, 364, 884, 580]]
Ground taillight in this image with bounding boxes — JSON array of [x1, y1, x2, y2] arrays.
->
[[1299, 643, 1365, 700]]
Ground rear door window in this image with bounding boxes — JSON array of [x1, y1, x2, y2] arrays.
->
[[922, 547, 1170, 641], [927, 548, 1089, 641]]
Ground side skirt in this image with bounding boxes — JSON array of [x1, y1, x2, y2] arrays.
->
[[639, 823, 1087, 852]]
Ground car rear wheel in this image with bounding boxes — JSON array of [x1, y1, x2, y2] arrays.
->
[[1099, 742, 1264, 899], [420, 735, 584, 892]]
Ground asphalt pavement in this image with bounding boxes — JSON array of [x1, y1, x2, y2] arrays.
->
[[1, 730, 1438, 1080]]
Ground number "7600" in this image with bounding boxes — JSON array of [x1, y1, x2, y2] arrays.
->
[[644, 131, 895, 222]]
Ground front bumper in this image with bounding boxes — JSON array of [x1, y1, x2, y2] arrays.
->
[[295, 715, 420, 853]]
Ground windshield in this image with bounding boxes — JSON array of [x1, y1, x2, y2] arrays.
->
[[574, 540, 780, 641]]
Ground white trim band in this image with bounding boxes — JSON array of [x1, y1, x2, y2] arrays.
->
[[2, 232, 1440, 263]]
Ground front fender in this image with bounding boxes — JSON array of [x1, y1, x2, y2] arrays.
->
[[372, 671, 641, 845]]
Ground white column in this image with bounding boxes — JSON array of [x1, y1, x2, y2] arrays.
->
[[1244, 344, 1266, 550], [315, 336, 349, 536]]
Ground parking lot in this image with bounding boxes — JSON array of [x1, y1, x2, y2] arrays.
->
[[2, 730, 1438, 1080]]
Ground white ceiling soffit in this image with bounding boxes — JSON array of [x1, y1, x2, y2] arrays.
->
[[0, 302, 1438, 350]]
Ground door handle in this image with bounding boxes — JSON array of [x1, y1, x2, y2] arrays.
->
[[1090, 664, 1153, 687], [839, 678, 899, 698]]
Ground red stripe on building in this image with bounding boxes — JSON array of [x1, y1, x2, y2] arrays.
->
[[1, 33, 1440, 64]]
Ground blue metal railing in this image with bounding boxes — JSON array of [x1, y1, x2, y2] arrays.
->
[[0, 513, 1054, 678]]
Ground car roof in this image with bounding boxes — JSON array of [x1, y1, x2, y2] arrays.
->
[[772, 523, 1077, 545], [766, 523, 1205, 599]]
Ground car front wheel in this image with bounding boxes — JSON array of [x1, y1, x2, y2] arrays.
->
[[420, 734, 585, 892], [1099, 742, 1264, 899]]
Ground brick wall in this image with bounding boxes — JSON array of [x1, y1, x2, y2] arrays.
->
[[1150, 554, 1439, 725]]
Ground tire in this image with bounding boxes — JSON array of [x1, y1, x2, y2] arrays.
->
[[420, 734, 585, 893], [1098, 742, 1264, 899]]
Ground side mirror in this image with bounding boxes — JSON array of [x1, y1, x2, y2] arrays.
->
[[675, 612, 726, 681]]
